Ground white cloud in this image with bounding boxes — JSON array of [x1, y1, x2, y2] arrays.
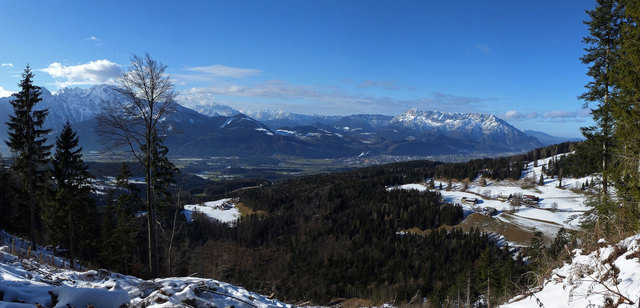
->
[[41, 59, 121, 88], [503, 110, 538, 120], [86, 36, 104, 46], [475, 44, 490, 54], [543, 109, 590, 118], [185, 65, 261, 78], [359, 80, 399, 90], [178, 81, 491, 115], [502, 109, 591, 123], [1, 63, 14, 68], [0, 86, 13, 98]]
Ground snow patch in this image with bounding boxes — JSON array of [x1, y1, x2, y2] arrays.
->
[[183, 198, 241, 225]]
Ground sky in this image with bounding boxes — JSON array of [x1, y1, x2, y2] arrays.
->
[[0, 0, 597, 137]]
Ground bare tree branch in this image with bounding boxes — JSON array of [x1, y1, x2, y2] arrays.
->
[[95, 53, 177, 277]]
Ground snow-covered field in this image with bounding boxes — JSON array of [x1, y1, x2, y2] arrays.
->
[[0, 237, 290, 307], [502, 235, 640, 308], [183, 198, 241, 225], [389, 154, 592, 241]]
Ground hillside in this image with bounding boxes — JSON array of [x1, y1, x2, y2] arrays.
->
[[0, 231, 290, 308], [392, 153, 591, 245], [503, 235, 640, 307], [2, 143, 639, 307]]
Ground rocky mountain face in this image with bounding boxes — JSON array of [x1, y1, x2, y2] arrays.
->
[[0, 85, 544, 158]]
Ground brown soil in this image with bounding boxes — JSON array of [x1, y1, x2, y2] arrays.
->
[[403, 213, 538, 246]]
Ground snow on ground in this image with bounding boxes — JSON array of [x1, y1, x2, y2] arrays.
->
[[389, 153, 592, 240], [502, 234, 640, 308], [183, 198, 241, 225], [0, 246, 291, 308], [0, 230, 80, 271]]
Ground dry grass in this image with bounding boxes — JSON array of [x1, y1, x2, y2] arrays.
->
[[403, 213, 537, 246], [340, 298, 376, 308], [235, 202, 267, 217]]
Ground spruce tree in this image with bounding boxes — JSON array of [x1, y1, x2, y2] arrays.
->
[[610, 0, 640, 231], [47, 122, 95, 267], [99, 163, 140, 274], [0, 158, 16, 231], [580, 0, 623, 200], [148, 131, 178, 274], [5, 66, 52, 249]]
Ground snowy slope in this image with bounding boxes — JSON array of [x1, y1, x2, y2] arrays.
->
[[179, 102, 240, 117], [0, 236, 290, 308], [389, 153, 592, 243], [0, 85, 125, 136], [388, 109, 540, 147], [502, 235, 640, 308], [183, 198, 241, 225]]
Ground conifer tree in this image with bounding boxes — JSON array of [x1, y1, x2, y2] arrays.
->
[[610, 0, 640, 230], [5, 66, 52, 249], [0, 158, 16, 231], [527, 230, 545, 270], [580, 0, 623, 199], [47, 122, 95, 267], [148, 131, 178, 273], [557, 168, 563, 188], [99, 163, 140, 274]]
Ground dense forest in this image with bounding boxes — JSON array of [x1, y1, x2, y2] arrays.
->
[[182, 164, 530, 304]]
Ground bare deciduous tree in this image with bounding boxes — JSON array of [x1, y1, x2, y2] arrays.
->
[[96, 53, 177, 277]]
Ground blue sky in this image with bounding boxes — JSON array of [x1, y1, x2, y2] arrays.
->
[[0, 0, 596, 137]]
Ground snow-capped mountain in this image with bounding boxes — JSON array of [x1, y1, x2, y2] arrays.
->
[[43, 85, 124, 126], [181, 103, 240, 117], [244, 110, 341, 129], [390, 109, 506, 135], [0, 85, 125, 136], [0, 84, 544, 158], [387, 109, 539, 147]]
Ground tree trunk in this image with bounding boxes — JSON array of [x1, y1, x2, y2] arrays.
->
[[146, 158, 158, 277], [68, 207, 74, 269], [28, 163, 36, 251], [168, 184, 182, 276], [487, 276, 491, 308], [602, 89, 609, 199], [466, 274, 471, 308], [147, 123, 159, 277]]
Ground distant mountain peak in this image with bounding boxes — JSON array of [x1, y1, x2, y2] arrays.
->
[[180, 102, 240, 117], [392, 109, 505, 132], [244, 109, 292, 120]]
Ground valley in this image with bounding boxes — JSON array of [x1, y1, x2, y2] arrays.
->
[[0, 143, 609, 307], [2, 1, 640, 307]]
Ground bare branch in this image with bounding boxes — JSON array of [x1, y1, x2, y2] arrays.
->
[[95, 53, 177, 277]]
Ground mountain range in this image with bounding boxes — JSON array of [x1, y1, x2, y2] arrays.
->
[[0, 85, 571, 159]]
